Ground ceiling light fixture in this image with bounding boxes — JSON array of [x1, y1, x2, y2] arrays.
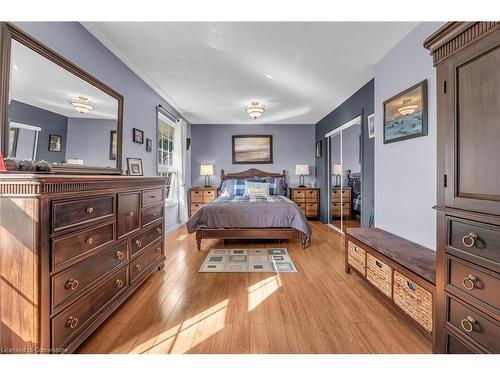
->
[[245, 101, 265, 119], [71, 96, 94, 114], [398, 99, 419, 115]]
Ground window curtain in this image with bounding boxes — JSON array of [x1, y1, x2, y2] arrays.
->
[[174, 118, 188, 223]]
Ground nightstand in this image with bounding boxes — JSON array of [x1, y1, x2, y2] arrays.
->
[[332, 187, 351, 219], [289, 187, 320, 219], [189, 186, 218, 216]]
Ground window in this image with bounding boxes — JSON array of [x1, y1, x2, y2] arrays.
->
[[157, 111, 177, 203]]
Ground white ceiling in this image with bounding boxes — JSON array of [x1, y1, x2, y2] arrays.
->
[[83, 22, 418, 124], [10, 39, 118, 120]]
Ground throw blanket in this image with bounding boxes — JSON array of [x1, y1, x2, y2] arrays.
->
[[186, 195, 312, 241]]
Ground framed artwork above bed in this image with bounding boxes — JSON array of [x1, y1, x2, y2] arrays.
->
[[232, 135, 273, 164]]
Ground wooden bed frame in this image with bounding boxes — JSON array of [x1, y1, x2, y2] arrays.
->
[[195, 168, 310, 250]]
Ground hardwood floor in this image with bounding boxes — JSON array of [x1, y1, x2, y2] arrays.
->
[[77, 221, 431, 354]]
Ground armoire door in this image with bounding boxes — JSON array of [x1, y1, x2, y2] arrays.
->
[[443, 31, 500, 215]]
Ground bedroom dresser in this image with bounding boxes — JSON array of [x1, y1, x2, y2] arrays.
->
[[425, 22, 500, 353], [0, 174, 167, 353]]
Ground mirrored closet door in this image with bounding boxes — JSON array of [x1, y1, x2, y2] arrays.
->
[[326, 116, 362, 232]]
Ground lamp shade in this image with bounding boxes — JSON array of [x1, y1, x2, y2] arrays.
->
[[295, 164, 309, 175], [332, 163, 342, 175], [200, 164, 214, 176]]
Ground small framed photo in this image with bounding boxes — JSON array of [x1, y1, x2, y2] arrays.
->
[[48, 134, 62, 152], [127, 158, 143, 176], [367, 113, 375, 139], [133, 128, 144, 144], [315, 140, 322, 158], [383, 79, 427, 144], [146, 138, 152, 152], [109, 130, 117, 160]]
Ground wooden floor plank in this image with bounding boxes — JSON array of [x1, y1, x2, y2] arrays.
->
[[77, 221, 432, 354]]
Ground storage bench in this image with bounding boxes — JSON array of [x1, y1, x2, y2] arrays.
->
[[345, 228, 436, 342]]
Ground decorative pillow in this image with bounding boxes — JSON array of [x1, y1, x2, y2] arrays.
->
[[220, 179, 246, 196], [244, 181, 270, 197], [267, 177, 285, 195]]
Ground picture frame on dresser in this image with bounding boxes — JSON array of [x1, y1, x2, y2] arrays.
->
[[127, 158, 143, 176]]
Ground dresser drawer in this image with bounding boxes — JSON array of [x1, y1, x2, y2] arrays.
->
[[51, 266, 128, 349], [332, 202, 350, 215], [445, 331, 477, 354], [130, 223, 163, 257], [332, 189, 351, 201], [142, 204, 164, 227], [292, 189, 305, 201], [295, 202, 306, 215], [393, 271, 433, 333], [52, 222, 115, 270], [305, 189, 318, 201], [52, 195, 114, 232], [190, 190, 203, 203], [366, 253, 392, 298], [305, 203, 318, 216], [52, 242, 128, 311], [130, 241, 163, 283], [446, 295, 500, 353], [447, 256, 499, 313], [117, 192, 141, 238], [142, 188, 164, 207], [447, 217, 500, 269], [347, 241, 366, 275], [203, 190, 216, 203]]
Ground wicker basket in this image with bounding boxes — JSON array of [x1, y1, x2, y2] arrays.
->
[[366, 253, 392, 297], [347, 241, 366, 275], [393, 271, 433, 333]]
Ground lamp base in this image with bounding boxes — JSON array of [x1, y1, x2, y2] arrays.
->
[[204, 185, 212, 188], [298, 185, 306, 188]]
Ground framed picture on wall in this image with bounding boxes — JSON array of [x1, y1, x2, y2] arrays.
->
[[109, 130, 117, 160], [316, 140, 322, 158], [383, 79, 428, 144], [48, 134, 62, 152], [232, 135, 273, 164], [127, 157, 143, 176], [367, 113, 375, 139], [133, 128, 144, 144]]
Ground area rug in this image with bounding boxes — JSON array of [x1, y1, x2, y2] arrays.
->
[[199, 248, 297, 273]]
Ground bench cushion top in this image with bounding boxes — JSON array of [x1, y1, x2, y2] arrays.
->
[[346, 228, 436, 285]]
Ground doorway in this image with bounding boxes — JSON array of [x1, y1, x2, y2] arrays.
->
[[326, 115, 362, 232]]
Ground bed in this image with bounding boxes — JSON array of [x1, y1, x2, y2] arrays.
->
[[186, 168, 312, 250]]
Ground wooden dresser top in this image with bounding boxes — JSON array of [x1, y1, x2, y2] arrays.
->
[[346, 227, 436, 285]]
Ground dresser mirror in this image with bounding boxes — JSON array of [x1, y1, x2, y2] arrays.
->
[[0, 23, 124, 174]]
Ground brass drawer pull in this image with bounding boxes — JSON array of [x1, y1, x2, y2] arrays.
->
[[375, 260, 383, 268], [462, 232, 478, 248], [66, 316, 79, 329], [86, 207, 94, 214], [135, 264, 142, 272], [86, 237, 94, 245], [65, 278, 79, 291], [116, 250, 125, 260], [406, 281, 416, 292], [128, 211, 134, 216], [135, 239, 142, 248], [460, 316, 476, 333], [462, 274, 477, 290], [115, 279, 124, 288], [157, 227, 163, 235]]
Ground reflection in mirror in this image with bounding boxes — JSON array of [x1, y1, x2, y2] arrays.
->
[[7, 39, 119, 169]]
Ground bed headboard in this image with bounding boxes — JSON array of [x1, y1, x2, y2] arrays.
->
[[219, 168, 288, 192]]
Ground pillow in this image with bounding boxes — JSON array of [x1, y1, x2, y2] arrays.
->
[[220, 179, 246, 196], [267, 177, 285, 195], [244, 181, 270, 197]]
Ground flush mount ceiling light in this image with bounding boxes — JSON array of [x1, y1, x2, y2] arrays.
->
[[398, 99, 419, 115], [70, 96, 94, 114], [245, 101, 265, 119]]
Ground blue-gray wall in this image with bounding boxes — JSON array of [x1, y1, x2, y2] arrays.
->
[[66, 118, 117, 168], [13, 22, 189, 177], [315, 79, 374, 226], [9, 99, 68, 163], [191, 124, 315, 188]]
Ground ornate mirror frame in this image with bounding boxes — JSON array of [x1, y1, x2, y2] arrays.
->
[[0, 22, 124, 174]]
